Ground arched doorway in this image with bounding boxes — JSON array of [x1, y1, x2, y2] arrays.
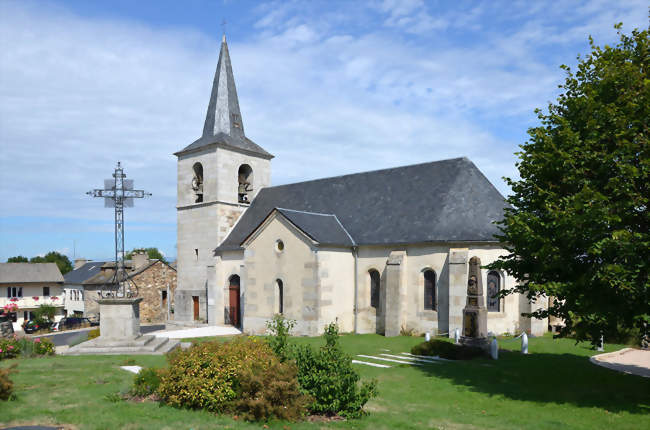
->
[[228, 275, 241, 328]]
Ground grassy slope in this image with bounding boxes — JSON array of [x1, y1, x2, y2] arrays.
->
[[1, 334, 648, 430]]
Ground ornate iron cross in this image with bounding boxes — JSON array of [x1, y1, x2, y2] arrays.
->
[[87, 162, 151, 298]]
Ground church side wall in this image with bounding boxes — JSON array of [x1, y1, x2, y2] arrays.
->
[[243, 216, 320, 336], [354, 243, 540, 337], [316, 248, 355, 333]]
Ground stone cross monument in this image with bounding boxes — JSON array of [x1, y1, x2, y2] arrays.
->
[[460, 256, 488, 348]]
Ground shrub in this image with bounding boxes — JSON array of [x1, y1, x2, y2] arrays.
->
[[131, 367, 162, 397], [265, 314, 295, 362], [0, 365, 16, 401], [158, 337, 307, 419], [33, 304, 56, 326], [32, 337, 55, 356], [411, 339, 484, 360], [293, 322, 377, 418], [232, 358, 310, 422], [0, 337, 21, 360], [88, 328, 100, 340]]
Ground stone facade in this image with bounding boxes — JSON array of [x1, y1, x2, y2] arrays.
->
[[83, 259, 176, 323]]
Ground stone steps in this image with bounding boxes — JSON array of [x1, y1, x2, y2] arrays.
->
[[64, 335, 180, 355]]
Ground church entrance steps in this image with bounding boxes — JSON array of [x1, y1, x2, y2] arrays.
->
[[380, 353, 441, 364], [400, 352, 452, 362], [356, 354, 424, 366], [352, 359, 391, 368]]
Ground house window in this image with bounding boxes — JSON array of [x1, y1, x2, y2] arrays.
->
[[487, 271, 501, 312], [276, 279, 284, 314], [424, 269, 436, 310], [369, 270, 380, 309], [7, 287, 22, 298], [238, 164, 253, 203], [43, 287, 50, 297]]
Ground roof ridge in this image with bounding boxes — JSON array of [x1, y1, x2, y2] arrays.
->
[[276, 207, 336, 217], [263, 157, 469, 191]]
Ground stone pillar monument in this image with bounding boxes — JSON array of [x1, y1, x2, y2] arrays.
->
[[447, 248, 469, 339], [460, 256, 488, 348], [384, 250, 406, 337]]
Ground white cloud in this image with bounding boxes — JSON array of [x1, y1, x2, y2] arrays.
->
[[0, 0, 646, 240]]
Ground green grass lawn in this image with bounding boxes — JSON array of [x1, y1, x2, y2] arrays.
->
[[1, 334, 648, 430]]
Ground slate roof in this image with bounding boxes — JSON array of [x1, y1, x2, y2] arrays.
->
[[244, 208, 355, 247], [216, 157, 509, 252], [174, 36, 272, 159], [63, 261, 107, 284], [0, 263, 64, 283]]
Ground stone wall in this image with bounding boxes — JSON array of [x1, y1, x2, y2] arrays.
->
[[131, 260, 177, 323]]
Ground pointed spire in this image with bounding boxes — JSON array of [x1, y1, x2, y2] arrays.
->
[[202, 36, 245, 140]]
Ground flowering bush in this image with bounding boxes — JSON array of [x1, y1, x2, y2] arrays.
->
[[33, 338, 55, 356], [0, 337, 21, 360], [158, 338, 309, 421], [2, 303, 18, 314], [9, 298, 18, 302], [0, 335, 55, 360], [32, 296, 39, 301]]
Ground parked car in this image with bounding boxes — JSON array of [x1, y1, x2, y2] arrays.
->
[[22, 320, 53, 334], [53, 317, 94, 331]]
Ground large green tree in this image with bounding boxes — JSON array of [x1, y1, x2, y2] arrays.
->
[[490, 25, 649, 345], [29, 252, 73, 275]]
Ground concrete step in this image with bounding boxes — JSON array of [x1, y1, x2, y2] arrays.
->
[[63, 335, 181, 355]]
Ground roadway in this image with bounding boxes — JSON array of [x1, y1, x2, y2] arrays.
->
[[32, 324, 165, 346]]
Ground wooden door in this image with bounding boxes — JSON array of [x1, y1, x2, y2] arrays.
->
[[228, 277, 241, 328], [192, 296, 199, 320]]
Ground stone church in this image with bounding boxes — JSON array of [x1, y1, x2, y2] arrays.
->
[[173, 36, 548, 337]]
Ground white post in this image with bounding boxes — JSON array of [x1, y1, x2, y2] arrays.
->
[[425, 332, 431, 342], [454, 328, 460, 344], [597, 334, 604, 352], [490, 337, 498, 360], [521, 332, 528, 354]]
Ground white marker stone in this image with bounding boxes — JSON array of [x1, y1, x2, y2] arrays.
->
[[490, 338, 498, 360], [521, 332, 529, 354], [425, 332, 431, 342], [454, 328, 460, 344]]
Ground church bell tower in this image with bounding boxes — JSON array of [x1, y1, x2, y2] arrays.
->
[[173, 35, 273, 324]]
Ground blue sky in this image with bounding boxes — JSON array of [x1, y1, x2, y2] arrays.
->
[[0, 0, 647, 263]]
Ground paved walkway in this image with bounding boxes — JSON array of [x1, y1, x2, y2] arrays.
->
[[149, 325, 242, 339], [590, 348, 650, 378]]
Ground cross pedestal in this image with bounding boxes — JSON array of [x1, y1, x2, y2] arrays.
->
[[64, 298, 179, 355], [98, 298, 142, 340]]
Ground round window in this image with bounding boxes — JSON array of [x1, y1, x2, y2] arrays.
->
[[275, 240, 284, 253]]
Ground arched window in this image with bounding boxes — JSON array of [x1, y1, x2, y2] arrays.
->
[[424, 269, 436, 310], [276, 279, 284, 314], [369, 270, 380, 309], [192, 162, 204, 203], [487, 271, 501, 312], [238, 164, 253, 203]]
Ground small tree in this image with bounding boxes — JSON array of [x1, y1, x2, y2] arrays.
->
[[126, 247, 166, 262], [33, 304, 56, 326], [490, 25, 649, 345]]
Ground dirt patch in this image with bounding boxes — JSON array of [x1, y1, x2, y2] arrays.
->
[[306, 414, 345, 423]]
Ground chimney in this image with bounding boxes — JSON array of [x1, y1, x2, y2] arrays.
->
[[132, 251, 148, 270], [74, 258, 88, 270]]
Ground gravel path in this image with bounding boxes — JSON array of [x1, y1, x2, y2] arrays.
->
[[590, 348, 650, 378]]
